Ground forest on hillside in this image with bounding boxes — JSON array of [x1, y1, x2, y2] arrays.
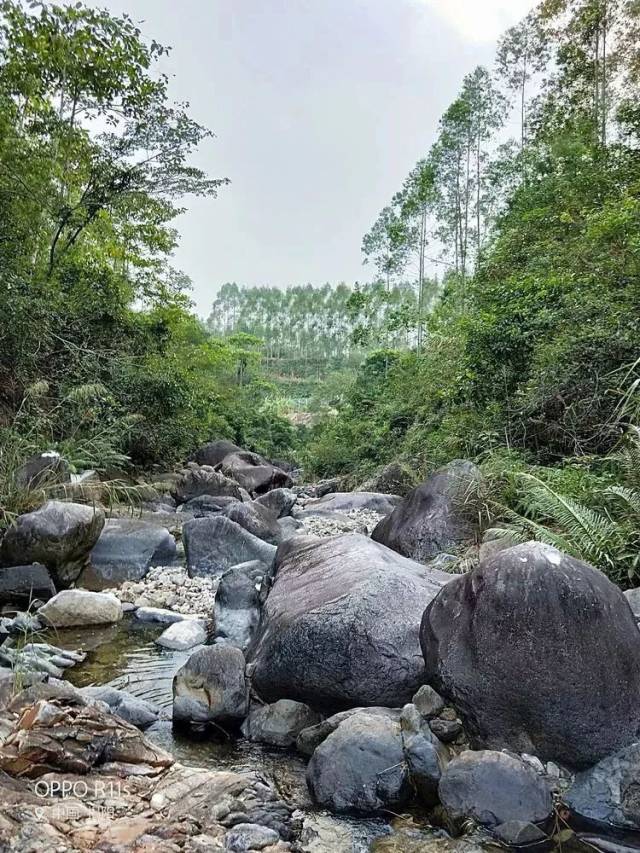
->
[[0, 0, 639, 585]]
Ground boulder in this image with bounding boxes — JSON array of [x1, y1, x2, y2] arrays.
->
[[303, 491, 401, 515], [38, 589, 122, 627], [0, 500, 104, 587], [296, 707, 401, 757], [0, 563, 55, 606], [14, 451, 69, 491], [312, 477, 343, 498], [156, 619, 207, 650], [564, 742, 640, 832], [173, 645, 249, 728], [277, 516, 304, 541], [306, 712, 411, 813], [438, 750, 553, 830], [79, 686, 160, 730], [222, 501, 282, 544], [171, 466, 242, 505], [359, 462, 418, 497], [184, 516, 276, 579], [79, 518, 176, 589], [220, 451, 293, 495], [180, 494, 240, 517], [421, 541, 640, 769], [624, 587, 640, 620], [247, 533, 451, 709], [192, 439, 242, 467], [254, 488, 297, 519], [214, 560, 266, 650], [372, 460, 482, 562], [400, 703, 447, 803], [242, 699, 320, 748]]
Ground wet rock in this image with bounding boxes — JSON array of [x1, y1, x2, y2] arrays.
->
[[193, 439, 243, 467], [214, 560, 266, 650], [79, 518, 177, 589], [242, 699, 320, 748], [184, 516, 276, 579], [0, 500, 104, 587], [221, 451, 293, 496], [358, 462, 418, 497], [564, 742, 640, 831], [79, 686, 161, 729], [224, 822, 279, 851], [172, 466, 243, 505], [0, 641, 85, 679], [156, 619, 207, 650], [421, 541, 640, 768], [438, 750, 553, 830], [296, 706, 401, 757], [412, 685, 445, 719], [372, 460, 482, 563], [303, 491, 400, 515], [173, 645, 249, 728], [222, 501, 282, 544], [254, 488, 297, 518], [38, 589, 122, 627], [0, 562, 55, 606], [306, 711, 410, 814], [248, 533, 451, 709]]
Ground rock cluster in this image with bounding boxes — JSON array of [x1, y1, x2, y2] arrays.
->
[[105, 566, 217, 615]]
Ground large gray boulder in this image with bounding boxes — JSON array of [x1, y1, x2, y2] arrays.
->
[[38, 589, 122, 627], [421, 541, 640, 768], [254, 488, 297, 519], [79, 519, 176, 589], [242, 699, 320, 748], [192, 439, 242, 467], [439, 750, 553, 830], [214, 560, 266, 650], [0, 501, 104, 587], [171, 466, 242, 505], [179, 494, 239, 517], [173, 645, 249, 728], [222, 501, 282, 544], [564, 742, 640, 832], [372, 460, 482, 563], [296, 707, 401, 757], [303, 491, 401, 515], [220, 451, 293, 495], [0, 563, 55, 606], [306, 712, 411, 814], [247, 533, 451, 709], [358, 462, 418, 497], [15, 451, 70, 490], [184, 516, 276, 579]]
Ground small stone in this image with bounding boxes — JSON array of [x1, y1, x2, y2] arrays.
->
[[429, 718, 463, 742], [412, 685, 445, 719], [493, 821, 547, 845], [223, 823, 279, 851]]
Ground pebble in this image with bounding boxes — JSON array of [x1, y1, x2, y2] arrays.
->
[[104, 566, 216, 616]]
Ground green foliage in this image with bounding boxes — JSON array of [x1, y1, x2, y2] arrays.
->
[[0, 0, 295, 512]]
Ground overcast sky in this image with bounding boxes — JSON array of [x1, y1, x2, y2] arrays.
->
[[88, 0, 536, 316]]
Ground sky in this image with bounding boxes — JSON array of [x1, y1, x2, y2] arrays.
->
[[87, 0, 536, 316]]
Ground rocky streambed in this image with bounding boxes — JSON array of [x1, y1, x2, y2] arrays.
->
[[1, 445, 640, 852]]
